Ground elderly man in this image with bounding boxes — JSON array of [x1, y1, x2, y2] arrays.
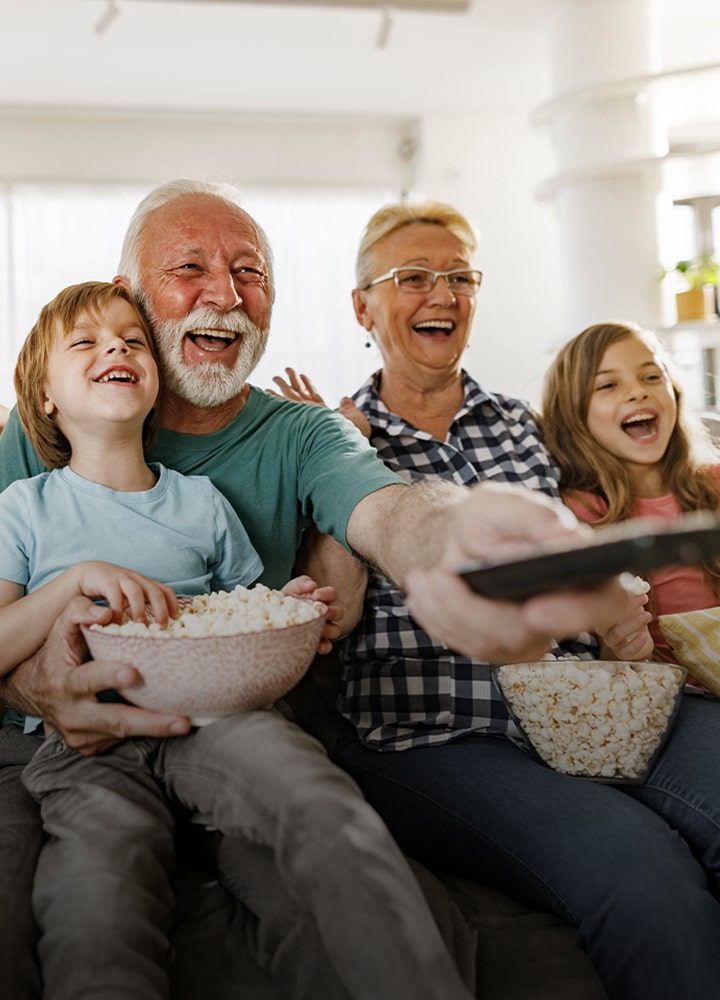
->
[[0, 179, 628, 999]]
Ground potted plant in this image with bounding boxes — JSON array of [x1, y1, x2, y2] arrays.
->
[[665, 254, 720, 323]]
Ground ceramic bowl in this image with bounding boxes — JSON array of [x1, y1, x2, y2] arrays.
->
[[493, 660, 686, 784], [82, 605, 327, 726]]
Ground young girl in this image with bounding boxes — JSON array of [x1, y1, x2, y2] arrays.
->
[[541, 319, 720, 663]]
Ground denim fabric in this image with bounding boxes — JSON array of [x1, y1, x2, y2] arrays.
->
[[0, 727, 43, 1000], [334, 691, 720, 1000], [21, 710, 473, 1000]]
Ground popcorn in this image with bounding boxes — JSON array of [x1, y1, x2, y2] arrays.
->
[[495, 661, 685, 780], [91, 584, 324, 637]]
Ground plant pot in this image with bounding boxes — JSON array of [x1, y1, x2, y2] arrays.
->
[[676, 286, 715, 323]]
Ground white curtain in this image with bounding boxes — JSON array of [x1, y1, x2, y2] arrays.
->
[[0, 183, 394, 409]]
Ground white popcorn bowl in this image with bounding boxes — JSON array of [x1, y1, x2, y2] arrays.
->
[[493, 660, 687, 784], [81, 605, 327, 726]]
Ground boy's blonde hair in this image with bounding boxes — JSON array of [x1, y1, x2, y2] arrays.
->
[[541, 321, 720, 526], [355, 201, 479, 289], [14, 281, 161, 469]]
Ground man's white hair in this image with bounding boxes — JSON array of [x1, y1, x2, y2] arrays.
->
[[117, 178, 275, 300]]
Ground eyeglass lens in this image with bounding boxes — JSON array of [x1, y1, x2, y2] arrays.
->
[[394, 268, 481, 295]]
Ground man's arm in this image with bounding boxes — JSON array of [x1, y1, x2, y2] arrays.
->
[[347, 479, 633, 664], [0, 598, 191, 755], [293, 525, 368, 638]]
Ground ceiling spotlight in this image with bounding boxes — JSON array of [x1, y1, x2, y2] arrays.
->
[[95, 0, 122, 36], [376, 5, 393, 48]]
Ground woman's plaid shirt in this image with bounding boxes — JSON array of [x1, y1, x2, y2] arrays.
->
[[338, 370, 597, 751]]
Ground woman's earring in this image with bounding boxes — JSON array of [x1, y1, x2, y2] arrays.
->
[[365, 335, 372, 349]]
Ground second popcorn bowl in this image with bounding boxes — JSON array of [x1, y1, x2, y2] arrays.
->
[[493, 660, 687, 784]]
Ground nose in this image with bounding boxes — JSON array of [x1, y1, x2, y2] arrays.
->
[[428, 274, 457, 304], [198, 268, 243, 311], [104, 337, 129, 355], [626, 379, 648, 400]]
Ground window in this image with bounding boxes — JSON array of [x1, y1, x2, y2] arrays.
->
[[0, 182, 395, 409]]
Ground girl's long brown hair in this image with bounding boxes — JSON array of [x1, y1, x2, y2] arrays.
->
[[542, 323, 720, 569]]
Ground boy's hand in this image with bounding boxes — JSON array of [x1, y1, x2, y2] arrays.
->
[[282, 575, 342, 654], [73, 561, 179, 626]]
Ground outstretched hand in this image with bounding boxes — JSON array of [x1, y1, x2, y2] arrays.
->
[[403, 482, 636, 664]]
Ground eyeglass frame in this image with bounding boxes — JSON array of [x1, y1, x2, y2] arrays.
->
[[361, 266, 483, 295]]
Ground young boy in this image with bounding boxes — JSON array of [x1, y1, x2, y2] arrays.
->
[[0, 281, 342, 999]]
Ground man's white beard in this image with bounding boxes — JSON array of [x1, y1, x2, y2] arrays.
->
[[139, 298, 269, 408]]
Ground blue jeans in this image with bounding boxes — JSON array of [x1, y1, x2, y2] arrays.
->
[[333, 691, 720, 1000]]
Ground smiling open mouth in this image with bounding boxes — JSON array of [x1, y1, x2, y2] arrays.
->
[[622, 413, 658, 438], [412, 320, 454, 337], [94, 372, 138, 384], [187, 330, 238, 351]]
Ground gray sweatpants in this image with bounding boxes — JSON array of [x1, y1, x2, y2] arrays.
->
[[22, 709, 474, 1000]]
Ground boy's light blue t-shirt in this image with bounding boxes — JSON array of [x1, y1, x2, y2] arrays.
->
[[0, 463, 263, 734], [0, 463, 263, 597]]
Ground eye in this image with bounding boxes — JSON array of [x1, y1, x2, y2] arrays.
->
[[447, 272, 473, 286], [594, 380, 615, 392], [234, 266, 265, 284], [397, 270, 427, 286]]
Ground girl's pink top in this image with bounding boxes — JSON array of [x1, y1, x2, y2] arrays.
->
[[564, 479, 720, 662]]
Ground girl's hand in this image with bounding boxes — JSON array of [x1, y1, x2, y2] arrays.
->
[[596, 578, 654, 660], [282, 575, 342, 654], [72, 561, 179, 627]]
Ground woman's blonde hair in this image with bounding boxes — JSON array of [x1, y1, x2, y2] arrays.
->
[[541, 321, 720, 527], [355, 201, 479, 288], [14, 281, 161, 469]]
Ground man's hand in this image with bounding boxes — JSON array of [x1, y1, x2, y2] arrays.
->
[[403, 483, 634, 664], [1, 597, 190, 756]]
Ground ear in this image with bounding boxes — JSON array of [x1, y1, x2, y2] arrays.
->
[[352, 288, 373, 331], [42, 392, 56, 417], [112, 274, 133, 295]]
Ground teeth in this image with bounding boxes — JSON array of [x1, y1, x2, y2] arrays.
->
[[413, 320, 454, 331], [623, 413, 654, 426], [190, 330, 236, 342], [97, 372, 137, 383]]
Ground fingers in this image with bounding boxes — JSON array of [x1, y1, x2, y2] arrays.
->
[[405, 566, 552, 663], [270, 369, 326, 406]]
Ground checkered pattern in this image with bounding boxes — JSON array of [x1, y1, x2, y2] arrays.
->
[[338, 370, 597, 751]]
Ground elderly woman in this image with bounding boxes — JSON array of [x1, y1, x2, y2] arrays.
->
[[272, 201, 720, 1000]]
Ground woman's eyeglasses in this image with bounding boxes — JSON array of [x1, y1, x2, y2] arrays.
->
[[362, 267, 482, 296]]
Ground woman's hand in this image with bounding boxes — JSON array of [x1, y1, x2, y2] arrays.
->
[[269, 367, 326, 405], [268, 367, 371, 437]]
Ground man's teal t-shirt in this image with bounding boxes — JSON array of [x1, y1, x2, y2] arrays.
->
[[0, 386, 403, 590]]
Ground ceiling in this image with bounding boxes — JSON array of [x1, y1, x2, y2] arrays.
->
[[1, 1, 719, 149], [2, 0, 566, 116]]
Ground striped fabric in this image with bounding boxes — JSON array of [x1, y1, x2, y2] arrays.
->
[[659, 607, 720, 696]]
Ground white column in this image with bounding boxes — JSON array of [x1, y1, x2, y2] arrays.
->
[[542, 0, 669, 334]]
